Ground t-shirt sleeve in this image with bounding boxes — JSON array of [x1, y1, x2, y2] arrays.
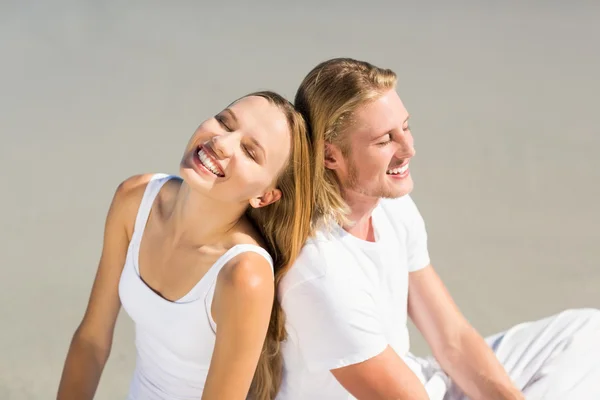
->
[[406, 197, 431, 272], [281, 276, 388, 372]]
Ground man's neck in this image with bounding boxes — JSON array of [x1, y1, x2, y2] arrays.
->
[[341, 189, 380, 242]]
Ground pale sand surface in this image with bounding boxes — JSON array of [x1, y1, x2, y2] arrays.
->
[[1, 1, 599, 398]]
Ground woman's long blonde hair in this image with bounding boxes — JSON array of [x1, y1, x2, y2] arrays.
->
[[241, 91, 314, 399]]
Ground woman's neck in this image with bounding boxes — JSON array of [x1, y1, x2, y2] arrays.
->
[[163, 182, 248, 248]]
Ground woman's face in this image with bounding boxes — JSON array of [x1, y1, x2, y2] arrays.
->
[[180, 95, 291, 207]]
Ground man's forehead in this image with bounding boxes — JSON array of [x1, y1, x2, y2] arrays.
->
[[351, 90, 408, 134]]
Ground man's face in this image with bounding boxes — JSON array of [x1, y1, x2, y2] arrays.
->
[[327, 88, 415, 200]]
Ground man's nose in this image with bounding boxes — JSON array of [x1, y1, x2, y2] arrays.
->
[[395, 132, 415, 158]]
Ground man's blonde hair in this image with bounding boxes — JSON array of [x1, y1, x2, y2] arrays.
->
[[294, 57, 398, 227]]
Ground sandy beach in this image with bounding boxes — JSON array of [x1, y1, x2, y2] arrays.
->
[[1, 1, 599, 398]]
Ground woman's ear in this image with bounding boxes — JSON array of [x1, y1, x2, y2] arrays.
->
[[249, 188, 282, 209]]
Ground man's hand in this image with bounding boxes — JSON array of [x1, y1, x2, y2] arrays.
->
[[408, 265, 524, 400]]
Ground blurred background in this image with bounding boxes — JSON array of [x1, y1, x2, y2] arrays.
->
[[1, 1, 598, 398]]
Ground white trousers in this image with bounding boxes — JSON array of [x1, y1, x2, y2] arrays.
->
[[420, 308, 600, 400]]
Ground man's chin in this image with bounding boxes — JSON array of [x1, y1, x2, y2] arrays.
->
[[345, 174, 414, 199], [386, 176, 414, 198]]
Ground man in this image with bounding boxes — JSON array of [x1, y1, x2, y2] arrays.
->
[[276, 58, 600, 400]]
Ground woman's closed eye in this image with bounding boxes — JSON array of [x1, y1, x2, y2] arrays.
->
[[216, 115, 232, 132], [242, 144, 257, 161]]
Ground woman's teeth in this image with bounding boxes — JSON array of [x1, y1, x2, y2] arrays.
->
[[197, 148, 222, 176], [386, 163, 409, 175]]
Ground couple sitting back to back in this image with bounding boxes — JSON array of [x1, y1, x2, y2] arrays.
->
[[58, 58, 600, 400]]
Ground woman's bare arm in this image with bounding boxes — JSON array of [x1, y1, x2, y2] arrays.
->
[[201, 252, 274, 400], [57, 174, 152, 400]]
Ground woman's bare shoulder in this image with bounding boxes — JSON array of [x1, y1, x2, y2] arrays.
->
[[228, 217, 269, 249], [108, 173, 159, 238]]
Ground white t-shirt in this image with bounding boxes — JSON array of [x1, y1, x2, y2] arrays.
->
[[277, 195, 438, 399]]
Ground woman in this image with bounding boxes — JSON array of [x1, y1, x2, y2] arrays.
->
[[57, 91, 313, 399]]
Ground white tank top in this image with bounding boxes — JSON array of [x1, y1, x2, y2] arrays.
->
[[118, 173, 274, 400]]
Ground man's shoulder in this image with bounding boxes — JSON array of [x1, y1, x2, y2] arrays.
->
[[378, 193, 419, 214], [279, 229, 350, 297], [377, 194, 424, 226]]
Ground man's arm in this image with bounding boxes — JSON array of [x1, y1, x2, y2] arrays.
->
[[281, 271, 430, 400], [331, 346, 430, 400], [408, 265, 524, 400]]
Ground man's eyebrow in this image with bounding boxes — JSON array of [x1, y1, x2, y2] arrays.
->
[[371, 129, 392, 140]]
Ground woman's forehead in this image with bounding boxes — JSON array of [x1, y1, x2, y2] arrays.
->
[[229, 97, 287, 134], [228, 96, 291, 163]]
